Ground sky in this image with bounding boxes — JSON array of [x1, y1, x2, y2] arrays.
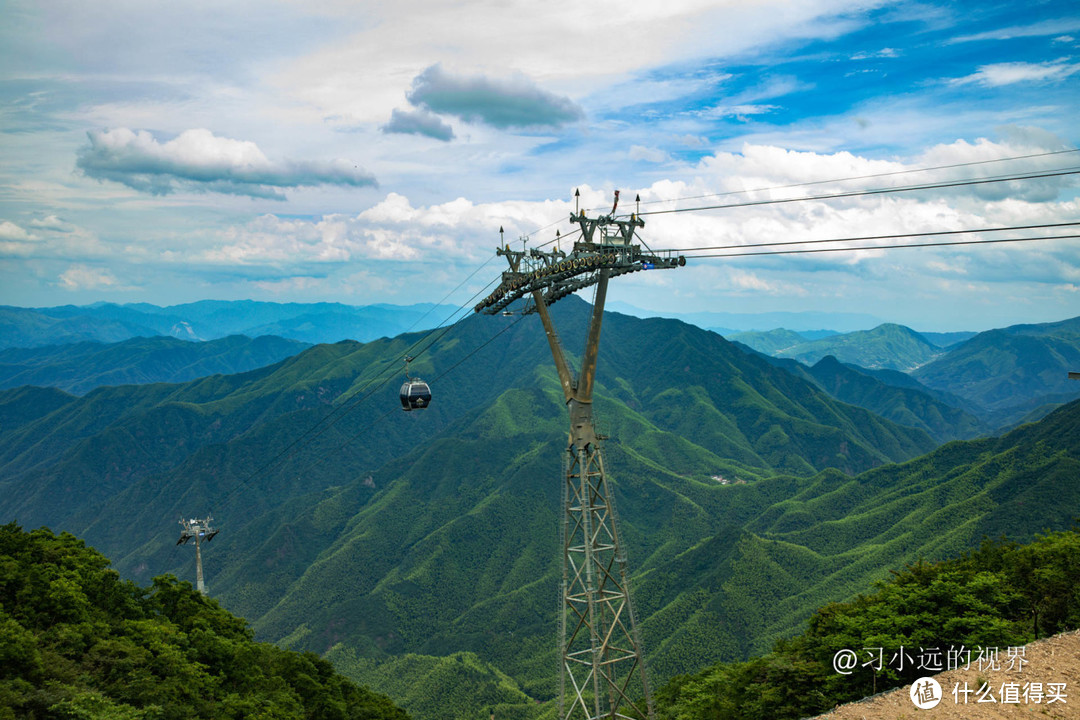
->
[[1, 0, 1079, 332]]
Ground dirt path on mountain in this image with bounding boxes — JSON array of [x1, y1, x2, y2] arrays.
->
[[811, 630, 1080, 719]]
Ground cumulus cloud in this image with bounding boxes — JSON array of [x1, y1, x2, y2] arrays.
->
[[0, 220, 35, 241], [950, 60, 1080, 87], [405, 64, 584, 130], [76, 128, 377, 199], [57, 265, 127, 291], [381, 107, 455, 141], [28, 215, 71, 231]]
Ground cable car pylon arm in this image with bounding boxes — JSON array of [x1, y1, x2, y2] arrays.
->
[[473, 206, 685, 317]]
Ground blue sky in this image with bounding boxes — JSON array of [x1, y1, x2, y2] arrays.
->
[[1, 0, 1078, 331]]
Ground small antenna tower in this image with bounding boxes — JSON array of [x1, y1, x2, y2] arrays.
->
[[177, 515, 219, 595]]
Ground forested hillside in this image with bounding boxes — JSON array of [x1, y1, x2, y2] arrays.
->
[[914, 315, 1080, 428], [748, 352, 987, 442], [0, 523, 408, 719], [655, 530, 1080, 719]]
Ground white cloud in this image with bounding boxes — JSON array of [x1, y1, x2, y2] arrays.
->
[[629, 146, 671, 163], [274, 0, 882, 124], [57, 265, 127, 291], [950, 59, 1080, 87], [0, 220, 35, 241], [949, 17, 1080, 44], [405, 65, 584, 130], [700, 104, 779, 121], [76, 128, 377, 199], [28, 215, 70, 231], [381, 107, 455, 141], [851, 48, 899, 59]]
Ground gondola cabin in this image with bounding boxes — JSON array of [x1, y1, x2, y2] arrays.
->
[[400, 379, 431, 411]]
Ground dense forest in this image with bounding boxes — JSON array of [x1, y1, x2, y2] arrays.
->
[[0, 523, 408, 720], [654, 530, 1080, 719]]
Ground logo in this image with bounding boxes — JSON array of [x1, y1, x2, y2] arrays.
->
[[910, 677, 942, 709]]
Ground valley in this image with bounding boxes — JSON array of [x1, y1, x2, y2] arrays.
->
[[2, 299, 1080, 719]]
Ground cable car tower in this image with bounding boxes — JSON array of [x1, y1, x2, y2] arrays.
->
[[475, 192, 685, 720], [177, 515, 219, 595]]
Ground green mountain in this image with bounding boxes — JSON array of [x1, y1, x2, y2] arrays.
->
[[913, 316, 1080, 428], [803, 355, 986, 442], [726, 328, 808, 355], [0, 335, 309, 394], [0, 522, 408, 719], [0, 302, 940, 707], [736, 348, 985, 443], [775, 323, 944, 371], [228, 390, 1080, 716]]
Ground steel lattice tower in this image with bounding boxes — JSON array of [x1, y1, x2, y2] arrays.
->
[[475, 197, 684, 720], [539, 274, 653, 720]]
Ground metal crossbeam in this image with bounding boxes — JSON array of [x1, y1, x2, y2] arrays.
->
[[474, 212, 685, 316]]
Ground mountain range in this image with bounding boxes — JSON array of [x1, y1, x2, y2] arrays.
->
[[2, 299, 1080, 720], [733, 317, 1080, 430], [0, 334, 310, 394], [0, 300, 460, 348]]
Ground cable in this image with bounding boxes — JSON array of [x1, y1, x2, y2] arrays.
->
[[210, 272, 505, 508], [285, 312, 531, 480], [660, 221, 1080, 254], [687, 233, 1080, 259], [626, 147, 1080, 210], [637, 168, 1080, 216]]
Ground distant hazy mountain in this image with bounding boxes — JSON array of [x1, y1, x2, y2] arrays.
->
[[0, 335, 309, 394], [606, 301, 884, 333], [774, 323, 944, 371], [0, 305, 166, 348], [0, 300, 460, 348], [738, 348, 986, 442], [919, 330, 978, 348], [913, 316, 1080, 428], [727, 328, 809, 354]]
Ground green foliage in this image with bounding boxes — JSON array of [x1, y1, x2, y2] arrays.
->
[[0, 523, 409, 720], [654, 530, 1080, 720], [327, 648, 556, 720]]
